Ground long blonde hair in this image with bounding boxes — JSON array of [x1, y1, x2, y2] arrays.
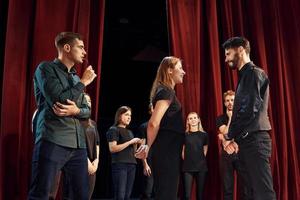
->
[[185, 112, 205, 133], [149, 56, 181, 103]]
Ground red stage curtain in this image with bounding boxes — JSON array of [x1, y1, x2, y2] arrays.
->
[[167, 0, 300, 200], [0, 0, 105, 199]]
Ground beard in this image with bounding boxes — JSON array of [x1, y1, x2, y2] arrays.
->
[[227, 52, 239, 69]]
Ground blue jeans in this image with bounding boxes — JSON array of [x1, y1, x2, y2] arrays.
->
[[28, 140, 88, 200], [111, 163, 136, 200]]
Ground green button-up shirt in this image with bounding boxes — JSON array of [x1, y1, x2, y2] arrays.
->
[[33, 59, 90, 148]]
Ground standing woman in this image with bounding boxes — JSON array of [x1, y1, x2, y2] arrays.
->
[[106, 106, 142, 200], [182, 112, 208, 200], [82, 94, 100, 200], [136, 56, 186, 200]]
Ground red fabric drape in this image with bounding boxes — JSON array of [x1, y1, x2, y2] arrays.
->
[[0, 0, 105, 199], [168, 0, 300, 200]]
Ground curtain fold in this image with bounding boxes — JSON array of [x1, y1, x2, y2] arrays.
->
[[0, 0, 105, 199], [167, 0, 300, 199]]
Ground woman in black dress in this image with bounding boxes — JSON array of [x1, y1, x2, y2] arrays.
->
[[182, 112, 208, 200], [136, 56, 186, 200]]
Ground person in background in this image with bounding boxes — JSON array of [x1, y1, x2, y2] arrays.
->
[[106, 106, 143, 200], [82, 93, 100, 200], [182, 112, 208, 200], [216, 90, 251, 200]]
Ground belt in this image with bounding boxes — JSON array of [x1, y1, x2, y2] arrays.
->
[[241, 132, 249, 139], [236, 130, 269, 143], [235, 131, 250, 143]]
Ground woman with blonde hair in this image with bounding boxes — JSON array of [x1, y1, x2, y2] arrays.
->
[[182, 112, 208, 200]]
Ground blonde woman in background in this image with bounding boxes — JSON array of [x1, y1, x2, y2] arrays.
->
[[182, 112, 208, 200]]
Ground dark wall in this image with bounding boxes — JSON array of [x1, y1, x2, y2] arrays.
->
[[95, 0, 169, 198]]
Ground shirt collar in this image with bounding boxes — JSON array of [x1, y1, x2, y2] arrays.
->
[[53, 58, 77, 74], [238, 61, 254, 78]]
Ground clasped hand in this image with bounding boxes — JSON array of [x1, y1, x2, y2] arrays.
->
[[52, 99, 80, 116], [222, 140, 239, 154], [135, 144, 149, 160]]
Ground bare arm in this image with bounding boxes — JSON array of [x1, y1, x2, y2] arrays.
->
[[91, 145, 100, 172], [142, 158, 151, 176], [109, 138, 140, 153], [147, 99, 171, 148], [219, 113, 231, 134], [203, 145, 208, 156], [96, 145, 100, 159], [218, 112, 232, 141], [182, 145, 185, 160]]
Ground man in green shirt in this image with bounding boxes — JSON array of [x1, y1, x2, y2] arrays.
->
[[29, 32, 96, 200]]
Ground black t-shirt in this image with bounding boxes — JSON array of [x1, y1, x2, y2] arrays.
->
[[216, 114, 229, 130], [216, 114, 228, 150], [106, 126, 137, 164], [82, 120, 100, 162], [138, 121, 148, 139], [152, 85, 184, 134], [182, 131, 208, 172]]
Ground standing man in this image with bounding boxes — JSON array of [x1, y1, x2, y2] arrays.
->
[[216, 90, 251, 200], [29, 32, 97, 200], [221, 36, 276, 200]]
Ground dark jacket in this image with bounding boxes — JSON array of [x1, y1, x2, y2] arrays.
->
[[228, 62, 271, 139]]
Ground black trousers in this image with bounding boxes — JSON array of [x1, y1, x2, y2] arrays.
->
[[88, 173, 96, 200], [151, 130, 183, 200], [237, 131, 276, 200], [111, 163, 136, 200], [182, 171, 206, 200], [220, 151, 252, 200]]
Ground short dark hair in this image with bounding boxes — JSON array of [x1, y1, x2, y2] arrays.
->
[[55, 32, 82, 49], [222, 37, 250, 54]]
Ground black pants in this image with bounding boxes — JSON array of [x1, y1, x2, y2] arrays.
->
[[88, 173, 96, 200], [237, 131, 276, 200], [151, 130, 183, 200], [220, 151, 252, 200], [182, 171, 206, 200], [111, 163, 136, 200]]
